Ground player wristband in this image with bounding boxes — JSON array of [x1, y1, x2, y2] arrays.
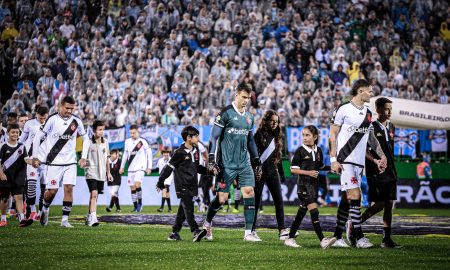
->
[[330, 157, 337, 163]]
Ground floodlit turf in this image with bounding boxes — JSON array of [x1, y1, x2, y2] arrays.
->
[[0, 206, 449, 270]]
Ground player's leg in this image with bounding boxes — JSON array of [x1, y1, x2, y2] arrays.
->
[[128, 172, 138, 211], [113, 185, 121, 212], [14, 193, 27, 226], [107, 185, 115, 212], [0, 190, 8, 226], [60, 165, 77, 228], [307, 203, 336, 249], [40, 166, 62, 226], [346, 166, 372, 248], [180, 193, 206, 242], [135, 171, 144, 212], [266, 175, 286, 234], [158, 188, 166, 212], [238, 166, 260, 241], [204, 168, 235, 224], [170, 196, 187, 241], [26, 170, 38, 219], [233, 186, 241, 212], [285, 203, 307, 247], [165, 185, 172, 212], [251, 177, 264, 231], [381, 181, 399, 248], [86, 179, 100, 226]]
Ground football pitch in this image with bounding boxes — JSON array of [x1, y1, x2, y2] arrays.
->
[[1, 206, 449, 270]]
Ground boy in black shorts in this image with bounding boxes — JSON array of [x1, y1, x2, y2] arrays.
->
[[106, 149, 122, 212], [0, 124, 33, 227]]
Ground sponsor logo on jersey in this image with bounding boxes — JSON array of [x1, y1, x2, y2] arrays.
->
[[53, 133, 75, 140], [347, 126, 373, 134], [227, 128, 249, 135]]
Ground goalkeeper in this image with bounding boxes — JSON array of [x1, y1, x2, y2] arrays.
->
[[202, 83, 262, 242]]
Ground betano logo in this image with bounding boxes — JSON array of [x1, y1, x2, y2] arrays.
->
[[227, 128, 249, 135], [52, 133, 75, 140], [347, 126, 373, 134]]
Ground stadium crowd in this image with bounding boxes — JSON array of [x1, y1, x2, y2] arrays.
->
[[0, 0, 449, 129]]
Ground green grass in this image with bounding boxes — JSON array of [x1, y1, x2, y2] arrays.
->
[[0, 206, 449, 270]]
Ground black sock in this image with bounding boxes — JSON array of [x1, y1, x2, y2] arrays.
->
[[109, 197, 115, 208], [383, 227, 391, 241], [160, 197, 165, 209], [39, 184, 45, 211], [136, 187, 142, 205], [310, 208, 324, 241], [62, 201, 72, 216], [131, 190, 138, 208], [167, 198, 172, 210], [289, 206, 307, 238], [206, 196, 221, 223], [11, 200, 16, 210], [115, 197, 121, 210], [334, 199, 350, 239], [350, 199, 364, 240], [234, 199, 240, 210]]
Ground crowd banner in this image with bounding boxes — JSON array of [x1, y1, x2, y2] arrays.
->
[[370, 97, 450, 130], [430, 130, 448, 152], [394, 128, 418, 158]]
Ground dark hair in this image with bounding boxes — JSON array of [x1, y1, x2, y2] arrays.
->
[[7, 112, 18, 118], [36, 105, 49, 116], [130, 124, 139, 130], [256, 110, 283, 164], [375, 97, 392, 110], [350, 79, 371, 96], [61, 96, 76, 105], [93, 120, 105, 131], [110, 149, 119, 155], [181, 126, 199, 141], [19, 113, 28, 118], [7, 123, 20, 132], [303, 125, 319, 145], [236, 83, 252, 94]]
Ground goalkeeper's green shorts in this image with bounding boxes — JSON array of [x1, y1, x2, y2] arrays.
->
[[215, 165, 255, 193]]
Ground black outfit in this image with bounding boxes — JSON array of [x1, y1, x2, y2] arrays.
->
[[199, 175, 213, 205], [291, 145, 325, 206], [366, 121, 397, 202], [157, 144, 210, 233], [86, 179, 105, 194], [0, 142, 28, 196], [108, 158, 122, 186], [253, 131, 285, 232]]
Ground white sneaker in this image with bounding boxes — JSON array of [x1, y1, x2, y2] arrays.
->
[[284, 238, 301, 248], [40, 208, 49, 226], [332, 239, 351, 248], [243, 231, 262, 242], [87, 214, 99, 227], [320, 237, 337, 249], [61, 219, 74, 228], [203, 220, 213, 241], [279, 228, 290, 240], [356, 237, 374, 249]]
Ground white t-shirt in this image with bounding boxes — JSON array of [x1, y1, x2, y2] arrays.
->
[[120, 137, 152, 172], [33, 113, 90, 165], [157, 157, 173, 185], [331, 101, 373, 167], [19, 118, 41, 156]]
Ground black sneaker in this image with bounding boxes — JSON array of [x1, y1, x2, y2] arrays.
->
[[381, 238, 402, 248], [192, 229, 207, 242], [105, 207, 112, 212], [168, 232, 182, 241], [157, 208, 164, 212]]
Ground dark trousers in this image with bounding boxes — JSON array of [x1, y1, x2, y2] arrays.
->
[[253, 172, 285, 231], [173, 193, 199, 233]]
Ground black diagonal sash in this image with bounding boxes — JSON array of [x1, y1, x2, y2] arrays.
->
[[337, 110, 372, 164], [127, 140, 143, 167], [46, 119, 78, 164]]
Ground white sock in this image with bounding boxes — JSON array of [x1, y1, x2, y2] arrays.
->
[[91, 212, 97, 219], [19, 213, 25, 221], [245, 230, 252, 236], [62, 215, 69, 222], [1, 215, 6, 221], [30, 205, 36, 212]]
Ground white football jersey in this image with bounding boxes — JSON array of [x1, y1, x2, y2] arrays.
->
[[120, 137, 152, 172], [19, 118, 42, 156], [33, 113, 90, 165], [0, 127, 7, 144], [157, 157, 173, 185], [331, 101, 373, 167]]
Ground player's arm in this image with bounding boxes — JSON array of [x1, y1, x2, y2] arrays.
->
[[0, 147, 6, 181], [18, 121, 29, 144], [329, 124, 343, 173], [32, 117, 53, 165], [144, 141, 153, 174], [78, 120, 91, 168], [119, 144, 128, 174], [208, 122, 223, 163], [368, 129, 387, 171], [105, 142, 113, 182], [247, 131, 260, 163]]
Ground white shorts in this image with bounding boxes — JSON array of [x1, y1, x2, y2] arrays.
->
[[45, 165, 77, 189], [340, 164, 364, 191], [27, 164, 47, 185], [127, 171, 145, 186], [109, 185, 120, 197]]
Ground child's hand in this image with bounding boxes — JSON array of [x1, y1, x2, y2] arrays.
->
[[309, 170, 319, 178], [0, 173, 6, 181], [119, 168, 124, 174]]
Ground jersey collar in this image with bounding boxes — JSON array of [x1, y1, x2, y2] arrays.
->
[[301, 144, 317, 154], [232, 102, 246, 116]]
